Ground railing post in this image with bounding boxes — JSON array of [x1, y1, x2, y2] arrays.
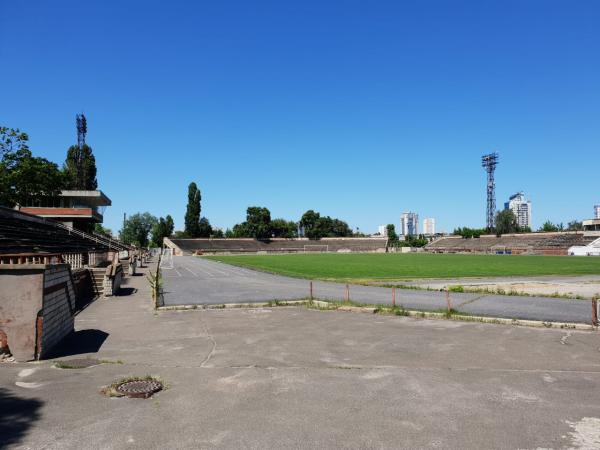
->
[[392, 287, 396, 308], [345, 284, 350, 303], [592, 296, 598, 326], [446, 288, 452, 313], [309, 281, 313, 300]]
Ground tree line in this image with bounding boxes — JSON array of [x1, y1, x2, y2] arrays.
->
[[453, 210, 584, 238], [0, 126, 98, 208], [119, 182, 356, 247]]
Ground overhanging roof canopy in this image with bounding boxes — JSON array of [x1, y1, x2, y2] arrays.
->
[[59, 190, 112, 207]]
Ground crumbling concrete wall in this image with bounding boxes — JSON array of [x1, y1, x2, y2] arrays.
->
[[0, 267, 45, 361], [40, 265, 76, 358], [0, 264, 78, 361]]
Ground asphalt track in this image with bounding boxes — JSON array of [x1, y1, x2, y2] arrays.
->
[[162, 256, 594, 324]]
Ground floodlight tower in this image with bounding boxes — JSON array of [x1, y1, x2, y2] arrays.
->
[[481, 152, 499, 230], [76, 113, 87, 150], [75, 113, 87, 189]]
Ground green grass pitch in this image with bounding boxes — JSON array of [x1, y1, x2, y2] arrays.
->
[[204, 253, 600, 281]]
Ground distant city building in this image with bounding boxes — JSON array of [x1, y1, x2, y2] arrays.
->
[[401, 212, 419, 236], [504, 192, 532, 229], [378, 225, 387, 237], [595, 204, 600, 219], [423, 218, 435, 235]]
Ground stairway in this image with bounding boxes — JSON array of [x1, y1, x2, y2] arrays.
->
[[88, 267, 107, 297]]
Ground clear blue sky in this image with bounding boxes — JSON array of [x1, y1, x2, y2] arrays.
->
[[1, 1, 599, 234]]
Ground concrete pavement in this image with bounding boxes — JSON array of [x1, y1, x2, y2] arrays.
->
[[162, 256, 595, 324], [1, 261, 600, 449]]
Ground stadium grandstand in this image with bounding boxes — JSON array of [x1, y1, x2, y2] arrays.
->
[[425, 232, 596, 255], [0, 206, 133, 360], [0, 206, 130, 267], [164, 237, 388, 255]]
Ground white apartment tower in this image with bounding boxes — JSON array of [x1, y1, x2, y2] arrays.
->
[[504, 192, 532, 229], [595, 204, 600, 219], [423, 218, 435, 235], [401, 212, 419, 236], [378, 225, 387, 237]]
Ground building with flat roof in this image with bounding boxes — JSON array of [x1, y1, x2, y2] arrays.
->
[[377, 225, 387, 237], [504, 192, 532, 229], [401, 212, 418, 236], [595, 204, 600, 219], [19, 190, 111, 231], [583, 219, 600, 232], [423, 218, 435, 235]]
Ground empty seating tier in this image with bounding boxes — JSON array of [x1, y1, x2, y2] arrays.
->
[[167, 238, 388, 255], [0, 207, 110, 255], [426, 232, 591, 255]]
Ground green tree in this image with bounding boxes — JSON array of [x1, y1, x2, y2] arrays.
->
[[567, 220, 583, 231], [495, 210, 520, 236], [0, 127, 65, 207], [120, 212, 158, 247], [271, 218, 298, 238], [231, 222, 249, 237], [386, 224, 398, 242], [198, 217, 213, 237], [300, 210, 352, 239], [453, 227, 487, 238], [63, 144, 98, 190], [94, 223, 113, 237], [184, 182, 201, 237], [539, 220, 560, 232], [246, 206, 272, 239], [300, 210, 321, 239], [150, 214, 175, 247], [0, 127, 29, 155]]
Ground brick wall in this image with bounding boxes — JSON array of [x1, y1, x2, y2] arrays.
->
[[40, 265, 76, 358]]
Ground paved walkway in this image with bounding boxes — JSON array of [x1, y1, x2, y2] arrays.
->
[[163, 256, 595, 323], [2, 260, 599, 449]]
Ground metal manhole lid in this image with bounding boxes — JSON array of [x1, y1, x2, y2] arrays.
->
[[116, 380, 163, 398], [56, 358, 102, 369]]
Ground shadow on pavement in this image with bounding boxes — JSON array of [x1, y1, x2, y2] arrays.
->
[[0, 387, 43, 449], [46, 329, 109, 358], [117, 287, 137, 296]]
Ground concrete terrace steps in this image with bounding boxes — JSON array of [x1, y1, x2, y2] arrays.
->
[[166, 237, 389, 255], [88, 267, 107, 295], [426, 232, 591, 255]]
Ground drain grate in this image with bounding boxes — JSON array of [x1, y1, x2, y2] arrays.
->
[[116, 380, 163, 398], [55, 358, 102, 369]]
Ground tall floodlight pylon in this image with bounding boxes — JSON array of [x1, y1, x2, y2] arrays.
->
[[75, 113, 87, 189], [481, 152, 499, 230]]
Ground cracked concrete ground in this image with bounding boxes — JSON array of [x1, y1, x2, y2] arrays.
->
[[2, 263, 600, 449]]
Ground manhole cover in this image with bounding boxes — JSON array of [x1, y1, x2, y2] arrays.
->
[[116, 380, 163, 398], [56, 358, 102, 369]]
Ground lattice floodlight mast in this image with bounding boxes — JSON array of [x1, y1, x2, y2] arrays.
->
[[75, 113, 87, 189], [481, 152, 499, 230]]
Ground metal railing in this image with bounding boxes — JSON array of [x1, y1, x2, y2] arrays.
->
[[53, 222, 131, 252]]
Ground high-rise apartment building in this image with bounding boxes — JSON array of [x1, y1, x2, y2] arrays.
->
[[378, 225, 387, 237], [595, 204, 600, 220], [401, 212, 419, 236], [504, 192, 532, 229], [423, 218, 435, 235]]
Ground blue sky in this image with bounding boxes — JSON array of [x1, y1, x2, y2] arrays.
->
[[1, 0, 599, 234]]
